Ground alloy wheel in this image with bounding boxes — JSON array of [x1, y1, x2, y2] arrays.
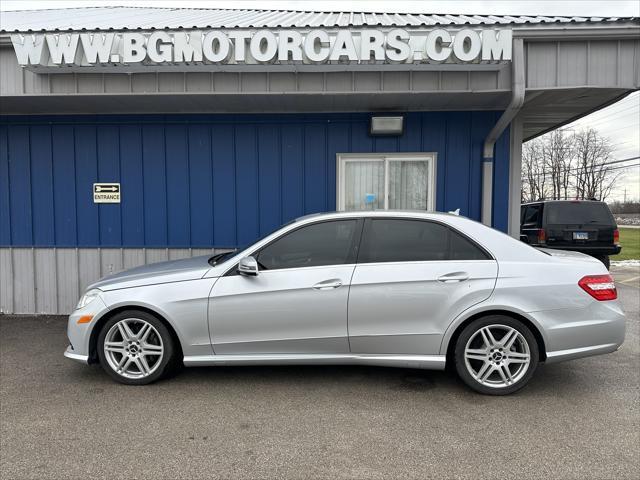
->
[[103, 318, 164, 379], [463, 324, 531, 389]]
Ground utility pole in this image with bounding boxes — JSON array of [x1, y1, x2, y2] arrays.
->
[[624, 188, 627, 203]]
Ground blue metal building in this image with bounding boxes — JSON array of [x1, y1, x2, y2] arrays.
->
[[0, 8, 638, 313]]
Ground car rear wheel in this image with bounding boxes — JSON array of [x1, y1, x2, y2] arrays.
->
[[97, 310, 176, 385], [454, 316, 539, 395]]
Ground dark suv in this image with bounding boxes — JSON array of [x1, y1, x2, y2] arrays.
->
[[520, 200, 621, 268]]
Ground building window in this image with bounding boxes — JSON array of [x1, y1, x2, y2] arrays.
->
[[337, 154, 436, 211]]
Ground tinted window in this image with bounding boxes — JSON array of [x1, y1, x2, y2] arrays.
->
[[522, 205, 541, 226], [257, 220, 358, 270], [545, 202, 613, 225], [450, 230, 490, 260], [359, 219, 490, 263]]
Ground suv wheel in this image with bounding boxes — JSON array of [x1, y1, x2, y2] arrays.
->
[[454, 316, 539, 395], [97, 310, 176, 385]]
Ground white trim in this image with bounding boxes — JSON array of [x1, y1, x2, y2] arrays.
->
[[336, 152, 437, 212]]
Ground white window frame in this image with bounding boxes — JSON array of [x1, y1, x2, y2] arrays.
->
[[336, 153, 437, 211]]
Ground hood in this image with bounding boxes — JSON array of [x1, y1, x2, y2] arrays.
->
[[89, 255, 213, 291]]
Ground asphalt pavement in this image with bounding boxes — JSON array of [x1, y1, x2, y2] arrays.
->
[[1, 277, 638, 480]]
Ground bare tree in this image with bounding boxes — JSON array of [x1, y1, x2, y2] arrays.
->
[[521, 127, 622, 202], [573, 128, 621, 201]]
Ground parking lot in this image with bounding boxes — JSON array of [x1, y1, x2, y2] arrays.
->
[[1, 271, 638, 480]]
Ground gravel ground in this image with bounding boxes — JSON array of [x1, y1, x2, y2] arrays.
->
[[1, 283, 638, 480]]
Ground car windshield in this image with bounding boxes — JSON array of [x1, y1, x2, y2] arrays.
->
[[207, 219, 298, 266], [545, 202, 613, 225]]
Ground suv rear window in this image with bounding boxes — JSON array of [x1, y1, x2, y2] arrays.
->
[[545, 202, 613, 225]]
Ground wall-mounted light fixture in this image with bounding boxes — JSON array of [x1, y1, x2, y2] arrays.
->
[[370, 116, 404, 136]]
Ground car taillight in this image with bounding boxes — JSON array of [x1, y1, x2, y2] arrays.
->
[[537, 228, 546, 243], [578, 275, 617, 301], [613, 229, 619, 244]]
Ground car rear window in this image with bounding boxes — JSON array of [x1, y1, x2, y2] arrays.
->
[[545, 203, 613, 225], [358, 219, 491, 263]]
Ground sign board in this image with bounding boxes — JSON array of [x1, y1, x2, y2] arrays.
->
[[11, 28, 512, 70], [93, 183, 120, 203]]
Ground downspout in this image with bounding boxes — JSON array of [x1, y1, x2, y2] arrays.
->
[[481, 38, 525, 226]]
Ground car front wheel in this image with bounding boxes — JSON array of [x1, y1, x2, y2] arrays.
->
[[454, 316, 539, 395], [97, 310, 176, 385]]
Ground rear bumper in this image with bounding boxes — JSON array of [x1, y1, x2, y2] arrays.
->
[[535, 245, 621, 256], [535, 299, 626, 364]]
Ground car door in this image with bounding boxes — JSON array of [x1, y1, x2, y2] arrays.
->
[[348, 218, 498, 355], [209, 219, 362, 355]]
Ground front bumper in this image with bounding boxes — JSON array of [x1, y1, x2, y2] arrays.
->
[[64, 295, 110, 364], [64, 345, 89, 364]]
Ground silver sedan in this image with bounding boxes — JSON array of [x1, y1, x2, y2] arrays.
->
[[65, 211, 625, 395]]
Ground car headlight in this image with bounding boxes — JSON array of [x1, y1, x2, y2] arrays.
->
[[76, 289, 100, 310]]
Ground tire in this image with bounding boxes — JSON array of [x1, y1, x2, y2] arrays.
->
[[454, 315, 539, 395], [594, 255, 610, 270], [97, 310, 176, 385]]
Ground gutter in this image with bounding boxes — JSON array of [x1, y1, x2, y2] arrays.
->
[[481, 38, 525, 227]]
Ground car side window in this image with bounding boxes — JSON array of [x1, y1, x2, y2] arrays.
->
[[358, 219, 490, 263], [256, 220, 358, 270]]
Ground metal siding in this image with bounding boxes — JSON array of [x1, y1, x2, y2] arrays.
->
[[444, 112, 472, 215], [56, 248, 79, 313], [558, 42, 588, 87], [258, 124, 281, 235], [526, 42, 558, 88], [421, 114, 447, 213], [1, 112, 511, 251], [52, 125, 78, 245], [8, 126, 33, 245], [30, 125, 55, 245], [34, 247, 57, 313], [142, 124, 168, 246], [492, 124, 511, 233], [589, 41, 618, 86], [211, 125, 236, 247], [280, 123, 305, 221], [13, 248, 35, 312], [97, 125, 122, 245], [235, 124, 259, 245], [165, 125, 191, 246], [74, 125, 99, 245], [0, 47, 21, 95], [187, 124, 214, 246], [0, 126, 10, 245], [0, 248, 13, 313]]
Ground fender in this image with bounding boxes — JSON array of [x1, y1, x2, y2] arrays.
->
[[438, 301, 549, 356]]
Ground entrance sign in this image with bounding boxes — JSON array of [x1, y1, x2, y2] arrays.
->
[[93, 183, 120, 203], [11, 28, 512, 69]]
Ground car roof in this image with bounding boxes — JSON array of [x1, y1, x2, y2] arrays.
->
[[294, 210, 461, 222]]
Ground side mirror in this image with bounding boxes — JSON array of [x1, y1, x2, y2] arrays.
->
[[238, 256, 259, 276]]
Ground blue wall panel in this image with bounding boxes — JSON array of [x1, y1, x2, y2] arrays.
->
[[0, 112, 510, 248], [0, 127, 10, 245]]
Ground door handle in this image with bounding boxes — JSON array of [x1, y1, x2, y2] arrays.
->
[[437, 272, 470, 283], [313, 279, 343, 290]]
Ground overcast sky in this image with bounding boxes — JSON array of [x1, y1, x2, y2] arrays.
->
[[2, 0, 639, 201]]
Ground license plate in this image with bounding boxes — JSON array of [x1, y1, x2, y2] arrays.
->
[[573, 232, 589, 240]]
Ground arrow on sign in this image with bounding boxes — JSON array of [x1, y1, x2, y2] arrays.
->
[[95, 186, 118, 192]]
